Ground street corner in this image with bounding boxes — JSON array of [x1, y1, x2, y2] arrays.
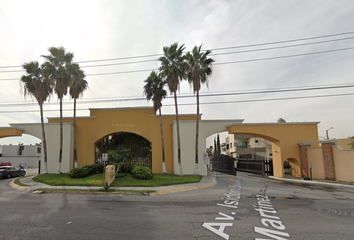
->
[[9, 179, 30, 191]]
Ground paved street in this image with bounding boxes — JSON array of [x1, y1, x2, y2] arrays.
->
[[1, 172, 354, 239]]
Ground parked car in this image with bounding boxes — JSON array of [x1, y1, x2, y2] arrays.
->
[[0, 162, 12, 167], [0, 166, 26, 179]]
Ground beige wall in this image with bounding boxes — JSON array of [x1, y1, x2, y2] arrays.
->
[[333, 146, 354, 182], [335, 138, 353, 150], [307, 147, 325, 180], [9, 123, 73, 174], [174, 120, 243, 175]]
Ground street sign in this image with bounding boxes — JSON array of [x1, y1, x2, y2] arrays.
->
[[202, 152, 210, 165], [102, 153, 108, 162]]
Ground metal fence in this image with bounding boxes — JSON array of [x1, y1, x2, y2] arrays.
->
[[211, 154, 236, 176], [236, 158, 273, 176]]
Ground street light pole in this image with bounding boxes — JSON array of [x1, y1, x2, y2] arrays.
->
[[326, 127, 333, 140]]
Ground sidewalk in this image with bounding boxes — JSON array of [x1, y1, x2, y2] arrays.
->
[[268, 176, 354, 188], [10, 175, 217, 195]]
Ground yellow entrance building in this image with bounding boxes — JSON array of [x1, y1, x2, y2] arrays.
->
[[0, 107, 320, 177]]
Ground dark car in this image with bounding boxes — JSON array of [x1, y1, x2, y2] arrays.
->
[[0, 166, 26, 179], [0, 162, 12, 167]]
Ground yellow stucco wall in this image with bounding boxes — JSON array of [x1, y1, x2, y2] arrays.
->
[[227, 123, 319, 177], [0, 128, 23, 138], [48, 107, 198, 174]]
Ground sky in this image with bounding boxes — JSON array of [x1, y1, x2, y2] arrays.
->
[[0, 0, 354, 146]]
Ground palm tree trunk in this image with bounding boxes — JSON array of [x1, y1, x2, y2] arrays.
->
[[56, 97, 63, 174], [39, 103, 48, 174], [194, 90, 199, 175], [159, 108, 167, 174], [174, 91, 183, 176], [74, 98, 78, 168]]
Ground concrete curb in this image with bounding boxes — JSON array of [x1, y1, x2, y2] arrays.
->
[[10, 176, 217, 195], [268, 176, 354, 188]]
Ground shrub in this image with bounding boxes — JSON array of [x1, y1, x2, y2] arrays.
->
[[131, 166, 153, 180], [68, 164, 105, 178], [119, 163, 135, 173], [67, 167, 90, 178]]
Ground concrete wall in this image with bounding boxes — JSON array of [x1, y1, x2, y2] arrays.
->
[[9, 123, 73, 174], [173, 120, 243, 175], [333, 146, 354, 182], [1, 144, 40, 157], [307, 147, 325, 180], [307, 144, 354, 182], [2, 145, 18, 156], [0, 156, 39, 168]]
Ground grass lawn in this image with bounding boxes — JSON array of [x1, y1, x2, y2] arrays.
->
[[33, 173, 203, 187]]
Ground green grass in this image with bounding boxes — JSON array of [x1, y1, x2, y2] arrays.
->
[[14, 175, 33, 187], [33, 173, 203, 187], [34, 188, 156, 195]]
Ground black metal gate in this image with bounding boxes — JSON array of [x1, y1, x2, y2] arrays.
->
[[236, 158, 273, 176], [211, 154, 236, 175]]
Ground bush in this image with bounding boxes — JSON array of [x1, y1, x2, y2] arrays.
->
[[119, 163, 135, 173], [67, 167, 90, 178], [68, 163, 105, 178], [131, 166, 153, 180]]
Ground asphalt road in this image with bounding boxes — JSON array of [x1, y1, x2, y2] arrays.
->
[[1, 173, 354, 240]]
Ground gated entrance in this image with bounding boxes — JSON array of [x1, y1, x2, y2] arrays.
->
[[236, 158, 273, 176], [211, 154, 236, 175]]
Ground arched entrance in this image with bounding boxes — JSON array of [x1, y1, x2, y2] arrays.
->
[[95, 132, 152, 168], [227, 122, 319, 178]]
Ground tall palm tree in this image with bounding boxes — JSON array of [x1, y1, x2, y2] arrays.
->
[[41, 47, 74, 174], [158, 43, 186, 176], [20, 61, 53, 174], [186, 45, 214, 175], [69, 63, 88, 168], [143, 71, 167, 173]]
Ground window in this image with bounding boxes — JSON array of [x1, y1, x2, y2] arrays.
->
[[255, 140, 259, 143], [230, 143, 233, 148], [234, 142, 238, 147], [37, 147, 41, 154], [239, 142, 248, 148], [269, 153, 272, 156]]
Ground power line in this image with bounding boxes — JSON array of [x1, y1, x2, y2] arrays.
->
[[1, 83, 354, 108], [1, 30, 354, 69], [2, 45, 352, 79], [0, 92, 352, 114]]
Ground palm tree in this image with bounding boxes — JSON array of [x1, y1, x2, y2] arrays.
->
[[41, 47, 74, 174], [143, 71, 167, 173], [69, 63, 88, 168], [20, 61, 53, 174], [186, 45, 214, 175], [158, 43, 186, 176]]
